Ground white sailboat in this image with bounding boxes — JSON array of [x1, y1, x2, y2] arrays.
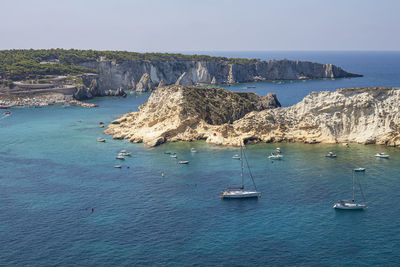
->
[[221, 143, 261, 199], [333, 169, 367, 210]]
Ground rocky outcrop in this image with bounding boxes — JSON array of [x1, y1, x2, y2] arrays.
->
[[79, 59, 361, 96], [105, 86, 400, 147], [136, 73, 153, 92], [74, 74, 127, 100]]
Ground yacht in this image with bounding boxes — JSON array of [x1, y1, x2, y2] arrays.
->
[[222, 143, 261, 199], [333, 169, 367, 210]]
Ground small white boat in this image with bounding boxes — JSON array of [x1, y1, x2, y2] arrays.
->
[[275, 147, 281, 153], [222, 143, 261, 199], [190, 148, 197, 153], [170, 154, 177, 158], [268, 153, 283, 160], [333, 169, 367, 210], [116, 155, 125, 160], [232, 154, 240, 160], [97, 138, 106, 142], [325, 152, 336, 158], [375, 152, 389, 159], [119, 150, 131, 156], [114, 165, 122, 168], [178, 160, 189, 164], [354, 168, 366, 172]]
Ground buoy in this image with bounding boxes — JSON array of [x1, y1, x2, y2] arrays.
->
[[213, 133, 216, 136], [161, 173, 165, 177]]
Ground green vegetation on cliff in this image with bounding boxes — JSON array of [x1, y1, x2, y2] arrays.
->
[[0, 49, 260, 80]]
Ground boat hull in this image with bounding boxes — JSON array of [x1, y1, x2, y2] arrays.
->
[[333, 202, 367, 210], [221, 190, 261, 199]]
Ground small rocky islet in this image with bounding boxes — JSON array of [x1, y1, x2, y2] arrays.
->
[[105, 85, 400, 148]]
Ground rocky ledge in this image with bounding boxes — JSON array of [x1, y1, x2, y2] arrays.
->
[[0, 93, 98, 108], [105, 86, 400, 147]]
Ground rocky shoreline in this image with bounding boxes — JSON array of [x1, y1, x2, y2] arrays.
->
[[0, 93, 98, 108], [105, 85, 400, 147]]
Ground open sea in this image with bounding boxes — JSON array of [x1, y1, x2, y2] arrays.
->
[[1, 51, 400, 266]]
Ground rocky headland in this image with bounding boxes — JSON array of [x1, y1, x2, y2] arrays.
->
[[77, 59, 361, 99], [105, 85, 400, 147], [0, 49, 362, 103]]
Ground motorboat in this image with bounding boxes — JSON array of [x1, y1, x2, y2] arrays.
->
[[97, 137, 106, 142], [325, 152, 336, 158], [232, 154, 240, 160], [268, 153, 283, 160], [119, 150, 131, 156], [170, 154, 177, 158], [4, 110, 11, 115], [222, 143, 261, 199], [275, 147, 281, 153], [354, 168, 366, 172], [333, 169, 367, 210], [178, 160, 189, 164], [164, 151, 172, 155], [114, 165, 122, 168], [190, 148, 197, 153], [116, 155, 125, 160], [375, 152, 389, 159]]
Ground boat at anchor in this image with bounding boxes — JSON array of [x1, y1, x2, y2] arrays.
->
[[221, 143, 261, 199]]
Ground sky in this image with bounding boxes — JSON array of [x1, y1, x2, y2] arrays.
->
[[1, 0, 399, 52]]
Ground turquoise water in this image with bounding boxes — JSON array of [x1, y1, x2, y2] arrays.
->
[[1, 52, 400, 265]]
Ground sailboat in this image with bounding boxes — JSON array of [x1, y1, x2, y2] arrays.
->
[[333, 169, 367, 210], [221, 143, 261, 199]]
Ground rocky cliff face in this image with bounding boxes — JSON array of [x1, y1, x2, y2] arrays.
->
[[104, 85, 280, 146], [105, 86, 400, 147], [76, 59, 361, 98]]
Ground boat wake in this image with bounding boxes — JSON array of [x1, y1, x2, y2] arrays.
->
[[0, 114, 10, 121]]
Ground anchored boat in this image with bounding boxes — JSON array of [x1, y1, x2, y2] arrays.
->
[[375, 152, 389, 159], [232, 154, 240, 160], [221, 143, 261, 199], [333, 169, 367, 210], [325, 152, 337, 158], [268, 153, 283, 160]]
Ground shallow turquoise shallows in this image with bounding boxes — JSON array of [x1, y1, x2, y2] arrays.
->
[[1, 52, 400, 266]]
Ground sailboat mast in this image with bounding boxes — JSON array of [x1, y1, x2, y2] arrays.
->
[[240, 142, 244, 188], [352, 171, 355, 202]]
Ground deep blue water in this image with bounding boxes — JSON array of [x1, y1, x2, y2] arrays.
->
[[1, 52, 400, 266]]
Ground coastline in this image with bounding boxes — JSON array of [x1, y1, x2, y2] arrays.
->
[[105, 85, 400, 148], [0, 92, 98, 108]]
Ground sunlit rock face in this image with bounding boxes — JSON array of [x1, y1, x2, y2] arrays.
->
[[105, 86, 400, 148], [79, 59, 361, 95]]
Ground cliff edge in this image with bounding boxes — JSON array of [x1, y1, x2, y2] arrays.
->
[[79, 59, 361, 98]]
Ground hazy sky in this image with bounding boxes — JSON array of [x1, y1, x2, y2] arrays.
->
[[1, 0, 399, 51]]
